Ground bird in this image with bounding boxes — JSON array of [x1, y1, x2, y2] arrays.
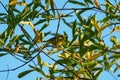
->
[[45, 35, 65, 47]]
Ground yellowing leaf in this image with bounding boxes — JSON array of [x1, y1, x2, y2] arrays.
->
[[9, 0, 18, 6], [101, 22, 111, 31], [54, 76, 63, 80], [114, 45, 120, 49], [77, 68, 85, 74], [58, 53, 68, 59], [43, 62, 52, 68], [85, 52, 90, 59], [94, 0, 101, 9], [19, 21, 34, 28], [88, 52, 101, 61], [114, 26, 120, 31], [109, 26, 120, 34], [33, 29, 44, 43], [9, 0, 26, 6], [91, 19, 101, 31], [53, 63, 58, 70], [37, 55, 43, 68], [110, 36, 119, 44], [40, 32, 44, 42], [14, 44, 19, 55], [33, 28, 39, 38], [0, 39, 4, 47], [18, 2, 27, 6]]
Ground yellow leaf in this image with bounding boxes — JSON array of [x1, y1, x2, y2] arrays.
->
[[37, 55, 43, 68], [114, 45, 120, 49], [88, 52, 101, 61], [58, 52, 71, 59], [9, 0, 27, 6], [43, 62, 52, 68], [9, 0, 18, 6], [18, 2, 27, 6], [94, 0, 101, 9], [14, 44, 19, 55], [91, 19, 101, 31], [54, 76, 63, 80], [101, 22, 111, 31], [33, 29, 41, 43], [77, 68, 85, 74], [53, 63, 58, 70], [110, 26, 120, 34], [33, 29, 44, 43], [33, 28, 39, 38], [19, 21, 34, 28], [114, 26, 120, 31], [85, 52, 90, 59]]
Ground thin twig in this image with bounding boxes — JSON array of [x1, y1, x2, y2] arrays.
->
[[0, 1, 9, 14], [0, 48, 27, 63], [10, 54, 26, 63], [0, 51, 40, 72], [5, 65, 9, 80], [51, 0, 61, 40], [0, 1, 38, 72]]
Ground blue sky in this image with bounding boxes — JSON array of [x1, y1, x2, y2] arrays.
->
[[0, 0, 120, 80]]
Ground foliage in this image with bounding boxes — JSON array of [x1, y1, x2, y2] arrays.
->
[[0, 0, 120, 80]]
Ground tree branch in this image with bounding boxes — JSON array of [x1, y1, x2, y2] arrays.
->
[[0, 51, 40, 72]]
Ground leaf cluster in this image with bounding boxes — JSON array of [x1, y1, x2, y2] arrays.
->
[[0, 0, 120, 80]]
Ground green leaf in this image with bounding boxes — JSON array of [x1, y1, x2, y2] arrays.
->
[[110, 36, 119, 45], [12, 7, 21, 13], [69, 0, 85, 6], [37, 55, 43, 68], [20, 38, 32, 45], [72, 20, 77, 35], [20, 7, 30, 20], [102, 15, 119, 22], [77, 8, 88, 14], [18, 70, 33, 78], [82, 61, 97, 66], [0, 13, 7, 16], [62, 19, 73, 29], [114, 66, 118, 73], [69, 34, 78, 46], [39, 2, 46, 11], [75, 11, 84, 24], [20, 27, 31, 42], [30, 10, 40, 20], [57, 59, 72, 65], [39, 23, 49, 32], [109, 54, 120, 59], [34, 19, 47, 26], [84, 0, 93, 5], [29, 65, 45, 76], [94, 69, 103, 80], [50, 0, 55, 15], [0, 53, 7, 57], [0, 39, 4, 47], [40, 32, 44, 42], [93, 67, 103, 71], [33, 0, 41, 10], [7, 35, 19, 46]]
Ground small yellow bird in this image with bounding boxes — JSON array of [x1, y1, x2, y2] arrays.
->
[[45, 35, 65, 47]]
